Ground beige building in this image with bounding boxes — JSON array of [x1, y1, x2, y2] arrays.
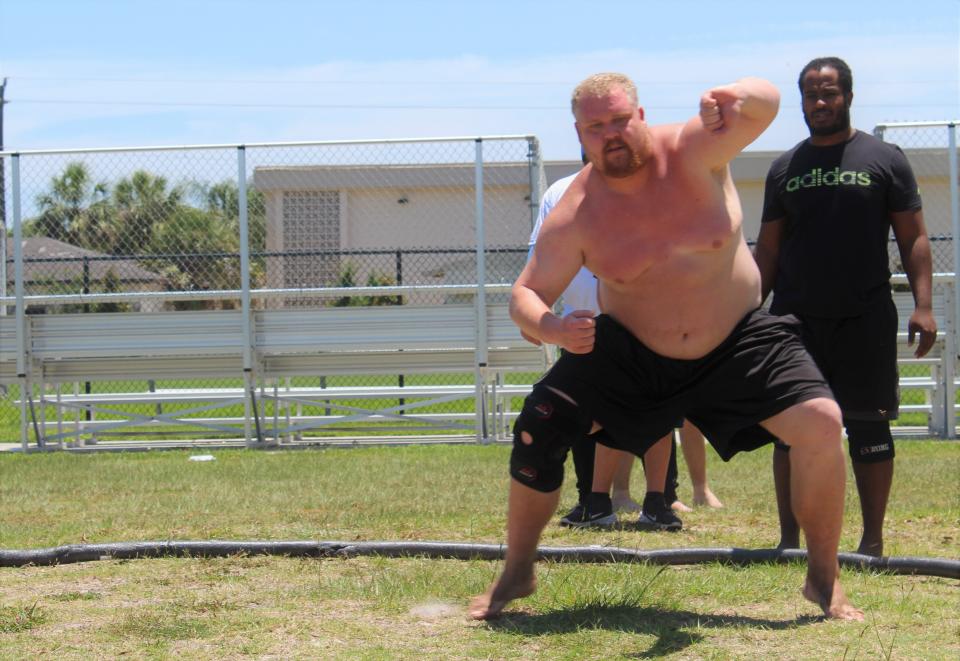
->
[[254, 148, 954, 305], [253, 163, 537, 304]]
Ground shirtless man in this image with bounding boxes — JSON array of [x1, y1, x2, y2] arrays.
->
[[469, 72, 863, 621]]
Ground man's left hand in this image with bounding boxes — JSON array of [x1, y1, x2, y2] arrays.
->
[[700, 84, 743, 133], [908, 308, 938, 358]]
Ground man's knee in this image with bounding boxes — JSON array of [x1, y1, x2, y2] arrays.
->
[[510, 384, 592, 492], [846, 419, 895, 463], [776, 397, 843, 451]]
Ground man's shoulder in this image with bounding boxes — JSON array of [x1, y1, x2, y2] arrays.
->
[[849, 129, 906, 160], [654, 122, 689, 156], [851, 129, 885, 147]]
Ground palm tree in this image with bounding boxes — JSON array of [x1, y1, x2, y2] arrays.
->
[[29, 162, 109, 245], [153, 205, 238, 297], [200, 179, 266, 251], [112, 170, 184, 255], [196, 179, 267, 287]]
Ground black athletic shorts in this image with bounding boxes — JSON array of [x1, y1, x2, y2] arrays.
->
[[798, 298, 900, 422], [537, 309, 834, 461]]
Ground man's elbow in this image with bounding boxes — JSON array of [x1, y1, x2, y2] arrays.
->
[[508, 285, 528, 324], [740, 77, 780, 124], [741, 77, 780, 104], [508, 293, 520, 322]]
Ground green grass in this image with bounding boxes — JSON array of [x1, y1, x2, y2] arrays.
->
[[0, 442, 957, 658], [0, 603, 46, 634]]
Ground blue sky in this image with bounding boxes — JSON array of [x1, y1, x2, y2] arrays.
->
[[1, 0, 957, 159]]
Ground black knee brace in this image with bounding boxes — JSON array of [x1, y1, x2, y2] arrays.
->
[[846, 419, 895, 463], [510, 385, 592, 492]]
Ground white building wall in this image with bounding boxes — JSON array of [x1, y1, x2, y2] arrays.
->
[[345, 185, 531, 250]]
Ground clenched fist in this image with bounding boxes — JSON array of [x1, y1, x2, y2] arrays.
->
[[557, 309, 596, 354]]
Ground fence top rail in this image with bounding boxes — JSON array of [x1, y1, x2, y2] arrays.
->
[[0, 283, 515, 306], [0, 134, 537, 158], [874, 120, 959, 130]]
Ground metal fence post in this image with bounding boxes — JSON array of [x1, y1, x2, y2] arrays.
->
[[948, 123, 959, 361], [11, 154, 27, 449], [474, 138, 489, 443], [944, 283, 957, 438], [237, 146, 257, 446], [82, 257, 92, 424], [0, 155, 5, 317], [527, 136, 543, 232], [947, 123, 959, 438]]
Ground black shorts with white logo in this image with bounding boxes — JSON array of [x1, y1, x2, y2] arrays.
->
[[798, 298, 900, 422]]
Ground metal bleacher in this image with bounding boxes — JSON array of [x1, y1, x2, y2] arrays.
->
[[1, 280, 956, 451], [0, 290, 554, 450]]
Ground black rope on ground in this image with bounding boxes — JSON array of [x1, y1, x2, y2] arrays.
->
[[0, 541, 957, 578]]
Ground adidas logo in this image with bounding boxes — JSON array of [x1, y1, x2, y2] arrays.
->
[[786, 167, 871, 192]]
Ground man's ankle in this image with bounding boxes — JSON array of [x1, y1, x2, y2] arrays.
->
[[642, 491, 668, 514], [587, 492, 613, 514]]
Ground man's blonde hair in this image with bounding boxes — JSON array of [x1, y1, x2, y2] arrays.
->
[[571, 73, 638, 115]]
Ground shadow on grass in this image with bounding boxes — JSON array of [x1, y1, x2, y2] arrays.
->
[[485, 603, 822, 658]]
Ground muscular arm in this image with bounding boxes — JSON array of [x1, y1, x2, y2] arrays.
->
[[681, 77, 781, 169], [754, 218, 785, 303], [891, 208, 937, 357], [510, 205, 596, 353]]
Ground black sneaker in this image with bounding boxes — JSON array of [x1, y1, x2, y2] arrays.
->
[[559, 503, 618, 529], [635, 509, 683, 532]]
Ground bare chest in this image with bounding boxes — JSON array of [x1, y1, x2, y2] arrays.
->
[[582, 175, 741, 285]]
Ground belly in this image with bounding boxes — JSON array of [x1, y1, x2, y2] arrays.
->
[[599, 244, 761, 359]]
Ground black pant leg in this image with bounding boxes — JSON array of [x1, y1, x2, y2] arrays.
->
[[571, 435, 596, 505], [664, 439, 680, 504], [638, 435, 681, 502]]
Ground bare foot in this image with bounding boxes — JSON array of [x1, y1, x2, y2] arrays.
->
[[693, 486, 724, 508], [856, 539, 883, 557], [671, 499, 693, 513], [802, 576, 864, 621], [468, 572, 536, 620]]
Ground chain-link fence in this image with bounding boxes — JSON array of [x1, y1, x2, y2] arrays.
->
[[0, 136, 545, 445], [875, 122, 959, 276], [2, 126, 957, 444], [876, 122, 960, 436]]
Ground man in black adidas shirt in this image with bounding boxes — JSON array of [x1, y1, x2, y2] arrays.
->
[[755, 57, 937, 557]]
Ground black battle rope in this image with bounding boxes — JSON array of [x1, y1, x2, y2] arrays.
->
[[0, 541, 957, 578]]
